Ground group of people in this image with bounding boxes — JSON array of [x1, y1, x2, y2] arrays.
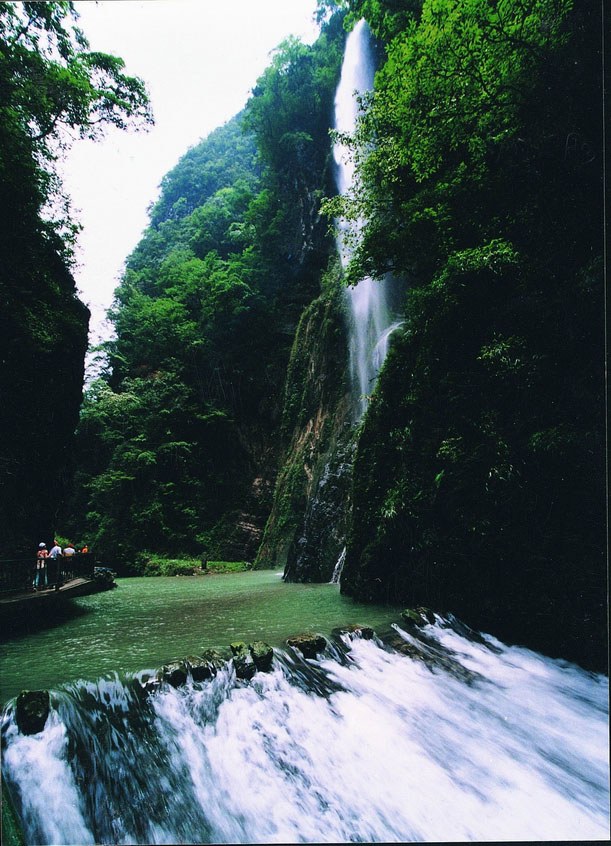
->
[[34, 540, 89, 591]]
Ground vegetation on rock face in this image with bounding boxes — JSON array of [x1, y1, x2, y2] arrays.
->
[[67, 11, 347, 570], [7, 0, 602, 669], [0, 1, 151, 551], [255, 260, 352, 577], [336, 0, 605, 668]]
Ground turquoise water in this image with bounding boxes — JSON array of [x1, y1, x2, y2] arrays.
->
[[0, 571, 401, 704]]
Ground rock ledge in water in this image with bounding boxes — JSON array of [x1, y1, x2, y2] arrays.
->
[[145, 650, 228, 694], [230, 641, 256, 680], [187, 651, 226, 681], [401, 607, 436, 627], [249, 641, 274, 672], [286, 632, 327, 658], [335, 624, 374, 640], [161, 660, 189, 688], [16, 690, 50, 735]]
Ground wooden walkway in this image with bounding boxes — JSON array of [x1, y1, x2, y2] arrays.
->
[[0, 575, 116, 636], [0, 577, 99, 606]]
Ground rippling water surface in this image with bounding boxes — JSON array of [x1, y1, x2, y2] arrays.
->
[[0, 571, 400, 704]]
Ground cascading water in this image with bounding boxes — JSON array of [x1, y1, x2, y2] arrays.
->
[[2, 619, 608, 844], [333, 20, 398, 418], [330, 545, 346, 584]]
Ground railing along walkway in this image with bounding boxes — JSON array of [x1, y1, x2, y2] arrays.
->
[[0, 553, 95, 594]]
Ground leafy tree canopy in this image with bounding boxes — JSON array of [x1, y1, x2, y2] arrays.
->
[[338, 0, 604, 667], [0, 1, 152, 551], [0, 0, 152, 251], [67, 10, 348, 567]]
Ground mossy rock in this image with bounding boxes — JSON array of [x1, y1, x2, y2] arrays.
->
[[149, 649, 228, 693], [334, 624, 375, 640], [417, 607, 436, 624], [230, 641, 256, 680], [185, 653, 223, 682], [286, 632, 327, 658], [401, 607, 435, 627], [161, 660, 189, 688], [383, 633, 427, 662], [249, 641, 274, 672], [15, 690, 50, 735]]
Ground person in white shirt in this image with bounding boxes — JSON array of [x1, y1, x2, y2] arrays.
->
[[48, 540, 63, 590]]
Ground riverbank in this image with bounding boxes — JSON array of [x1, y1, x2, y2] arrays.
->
[[131, 556, 252, 577]]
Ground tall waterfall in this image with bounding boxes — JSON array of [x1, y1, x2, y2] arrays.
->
[[2, 620, 609, 844], [333, 20, 397, 418]]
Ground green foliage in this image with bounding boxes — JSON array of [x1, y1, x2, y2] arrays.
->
[[0, 2, 151, 552], [68, 13, 347, 568], [205, 560, 252, 574], [132, 552, 251, 577], [0, 0, 151, 254], [345, 0, 423, 40], [244, 29, 344, 183], [373, 0, 571, 181], [341, 0, 605, 667], [136, 555, 200, 577], [148, 117, 259, 228]]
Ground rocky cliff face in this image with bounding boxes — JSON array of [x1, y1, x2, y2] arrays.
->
[[0, 238, 89, 551], [255, 264, 353, 581]]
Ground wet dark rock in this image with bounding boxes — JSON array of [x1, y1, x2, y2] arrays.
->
[[417, 607, 436, 625], [249, 641, 274, 672], [230, 641, 256, 680], [334, 624, 375, 640], [382, 630, 483, 685], [198, 648, 228, 671], [256, 281, 354, 582], [16, 690, 50, 735], [184, 653, 222, 682], [286, 633, 327, 658], [285, 436, 356, 583], [383, 632, 427, 662], [142, 649, 228, 695], [161, 660, 189, 688], [140, 676, 162, 697], [401, 607, 435, 627]]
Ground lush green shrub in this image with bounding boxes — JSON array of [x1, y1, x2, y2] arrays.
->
[[134, 554, 198, 577], [206, 561, 252, 574], [132, 552, 251, 576]]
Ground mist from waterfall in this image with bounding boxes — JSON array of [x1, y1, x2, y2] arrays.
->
[[333, 20, 397, 419]]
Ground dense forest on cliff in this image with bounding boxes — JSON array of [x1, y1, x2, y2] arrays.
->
[[0, 1, 151, 549], [66, 12, 347, 566], [334, 0, 605, 666], [2, 1, 605, 669]]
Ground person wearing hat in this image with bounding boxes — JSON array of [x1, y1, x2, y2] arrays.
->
[[35, 542, 49, 591]]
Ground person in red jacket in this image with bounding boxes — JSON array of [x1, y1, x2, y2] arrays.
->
[[34, 542, 49, 591]]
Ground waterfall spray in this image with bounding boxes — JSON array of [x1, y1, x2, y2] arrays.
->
[[2, 624, 608, 844], [333, 20, 398, 419]]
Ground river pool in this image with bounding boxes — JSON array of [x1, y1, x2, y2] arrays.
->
[[0, 570, 401, 704]]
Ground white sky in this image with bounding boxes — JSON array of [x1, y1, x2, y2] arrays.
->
[[61, 0, 319, 346]]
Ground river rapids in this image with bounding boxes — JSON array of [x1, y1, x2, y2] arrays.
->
[[1, 616, 608, 844]]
